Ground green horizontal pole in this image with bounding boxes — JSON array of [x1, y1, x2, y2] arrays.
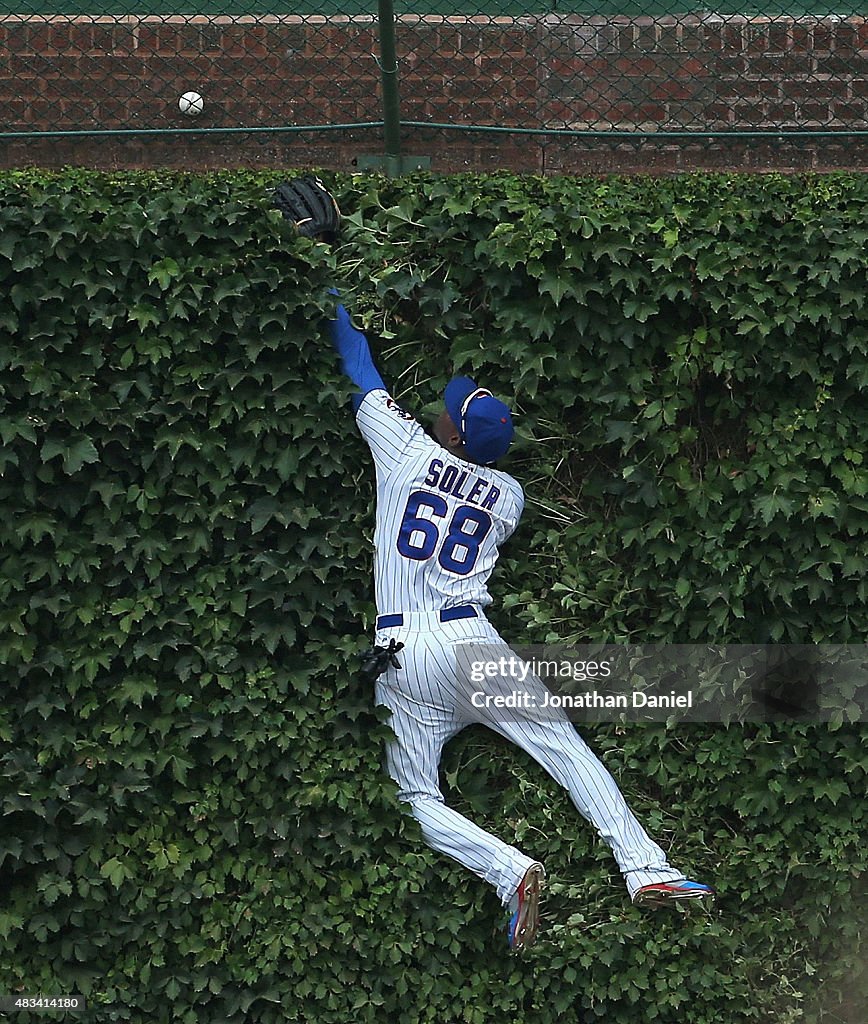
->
[[401, 122, 868, 139], [3, 122, 867, 142], [0, 122, 385, 140]]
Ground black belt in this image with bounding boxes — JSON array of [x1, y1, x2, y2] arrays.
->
[[376, 605, 477, 630]]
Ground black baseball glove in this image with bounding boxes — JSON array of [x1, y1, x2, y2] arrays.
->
[[359, 638, 405, 683], [272, 174, 341, 243]]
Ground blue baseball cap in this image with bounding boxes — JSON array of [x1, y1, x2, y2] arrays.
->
[[444, 376, 514, 465]]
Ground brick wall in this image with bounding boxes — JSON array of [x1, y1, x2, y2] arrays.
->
[[1, 14, 867, 173]]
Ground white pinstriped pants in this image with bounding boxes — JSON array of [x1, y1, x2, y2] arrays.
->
[[374, 609, 684, 905]]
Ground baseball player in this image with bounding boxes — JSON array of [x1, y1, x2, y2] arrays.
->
[[274, 177, 716, 952]]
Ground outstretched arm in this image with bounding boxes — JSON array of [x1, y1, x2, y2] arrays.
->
[[328, 299, 387, 413], [327, 293, 422, 474]]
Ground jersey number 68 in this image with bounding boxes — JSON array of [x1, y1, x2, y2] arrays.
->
[[397, 489, 493, 576]]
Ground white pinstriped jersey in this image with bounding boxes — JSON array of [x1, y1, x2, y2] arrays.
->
[[356, 389, 524, 615]]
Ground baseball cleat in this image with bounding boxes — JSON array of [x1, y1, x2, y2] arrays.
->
[[632, 879, 716, 908], [507, 862, 545, 952]]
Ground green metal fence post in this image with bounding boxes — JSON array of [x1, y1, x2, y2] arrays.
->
[[356, 0, 430, 174], [378, 0, 402, 176]]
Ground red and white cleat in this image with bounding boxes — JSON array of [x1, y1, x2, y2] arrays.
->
[[507, 863, 546, 952]]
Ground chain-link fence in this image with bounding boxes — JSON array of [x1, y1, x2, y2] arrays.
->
[[1, 2, 866, 161]]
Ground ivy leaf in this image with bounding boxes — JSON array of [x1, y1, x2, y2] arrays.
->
[[538, 272, 569, 307], [0, 418, 38, 445], [98, 857, 128, 889], [39, 436, 99, 474], [127, 304, 161, 329], [148, 257, 181, 290], [63, 437, 100, 474], [752, 491, 796, 525]]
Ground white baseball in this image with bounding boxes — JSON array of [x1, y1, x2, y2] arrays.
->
[[178, 92, 204, 117]]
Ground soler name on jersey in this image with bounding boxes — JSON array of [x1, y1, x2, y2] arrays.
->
[[422, 458, 501, 510]]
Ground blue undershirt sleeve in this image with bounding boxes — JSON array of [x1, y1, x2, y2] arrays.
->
[[328, 299, 386, 413]]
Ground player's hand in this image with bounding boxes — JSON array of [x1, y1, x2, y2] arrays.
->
[[272, 174, 341, 244]]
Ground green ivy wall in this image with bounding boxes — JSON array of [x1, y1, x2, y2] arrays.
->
[[0, 170, 865, 1024]]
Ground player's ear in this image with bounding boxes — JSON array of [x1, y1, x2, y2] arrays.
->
[[443, 411, 461, 447]]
